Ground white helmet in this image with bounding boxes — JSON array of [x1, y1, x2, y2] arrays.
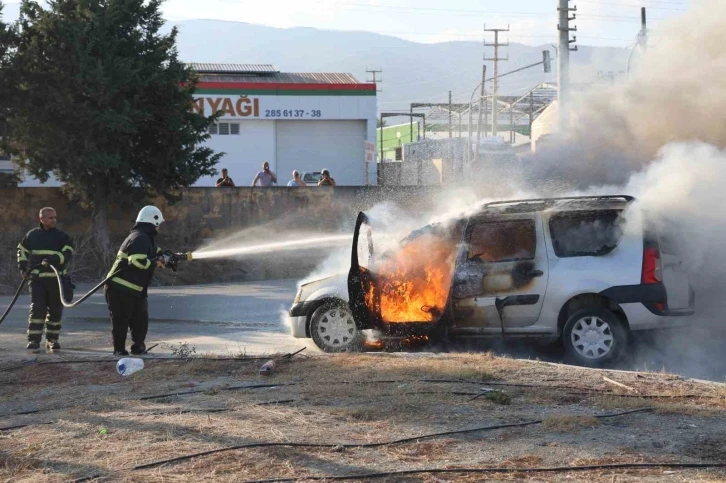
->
[[136, 206, 165, 226]]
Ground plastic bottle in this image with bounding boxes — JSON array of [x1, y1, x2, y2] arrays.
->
[[116, 358, 144, 376], [259, 360, 276, 375]]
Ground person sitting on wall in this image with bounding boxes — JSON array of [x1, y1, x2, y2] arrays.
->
[[287, 170, 307, 187], [215, 168, 235, 187], [317, 169, 336, 186], [251, 161, 277, 187]]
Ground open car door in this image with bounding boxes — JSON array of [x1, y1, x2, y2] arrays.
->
[[348, 212, 379, 330], [348, 212, 463, 335]]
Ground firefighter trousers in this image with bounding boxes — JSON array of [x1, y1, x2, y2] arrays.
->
[[27, 278, 63, 343], [104, 284, 149, 352]]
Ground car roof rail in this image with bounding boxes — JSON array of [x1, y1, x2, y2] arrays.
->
[[484, 195, 636, 211]]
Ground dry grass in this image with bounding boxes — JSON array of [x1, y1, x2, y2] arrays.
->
[[484, 390, 512, 405], [2, 353, 726, 482], [542, 415, 600, 432], [593, 395, 722, 416]]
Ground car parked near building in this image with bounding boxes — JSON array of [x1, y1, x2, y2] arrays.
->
[[301, 171, 323, 185], [289, 196, 694, 366]]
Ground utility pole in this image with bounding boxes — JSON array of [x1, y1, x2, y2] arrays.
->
[[379, 114, 384, 165], [448, 90, 452, 138], [410, 105, 413, 142], [366, 67, 383, 92], [529, 91, 534, 137], [370, 67, 383, 186], [638, 7, 648, 49], [557, 0, 577, 132], [627, 8, 647, 79], [484, 25, 509, 138], [475, 65, 486, 163]]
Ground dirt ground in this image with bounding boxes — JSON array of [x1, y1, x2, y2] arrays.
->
[[1, 352, 726, 482]]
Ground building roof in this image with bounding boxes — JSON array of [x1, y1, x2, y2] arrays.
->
[[189, 63, 374, 94], [196, 71, 364, 85], [189, 63, 279, 74]]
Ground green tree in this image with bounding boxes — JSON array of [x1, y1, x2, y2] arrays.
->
[[5, 0, 222, 265], [0, 2, 17, 138]]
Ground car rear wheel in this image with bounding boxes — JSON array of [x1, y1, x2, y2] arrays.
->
[[563, 306, 628, 366], [310, 300, 364, 353]]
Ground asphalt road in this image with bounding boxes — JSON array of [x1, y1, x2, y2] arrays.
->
[[0, 279, 318, 358], [0, 279, 723, 382]]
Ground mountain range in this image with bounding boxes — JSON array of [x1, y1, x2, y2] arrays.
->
[[2, 3, 632, 113]]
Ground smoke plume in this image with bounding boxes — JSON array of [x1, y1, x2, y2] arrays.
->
[[523, 0, 726, 191]]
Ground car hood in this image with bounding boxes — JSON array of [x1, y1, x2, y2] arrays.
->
[[298, 272, 348, 302]]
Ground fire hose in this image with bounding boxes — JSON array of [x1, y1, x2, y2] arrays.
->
[[0, 251, 191, 323]]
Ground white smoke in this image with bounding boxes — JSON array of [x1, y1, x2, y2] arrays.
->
[[524, 0, 726, 191]]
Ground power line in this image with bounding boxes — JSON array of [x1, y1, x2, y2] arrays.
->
[[349, 30, 634, 41], [578, 0, 685, 10], [325, 2, 674, 20]]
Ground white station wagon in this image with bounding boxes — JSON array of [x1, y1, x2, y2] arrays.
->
[[289, 196, 694, 366]]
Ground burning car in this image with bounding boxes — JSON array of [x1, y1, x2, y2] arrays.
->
[[289, 196, 694, 366]]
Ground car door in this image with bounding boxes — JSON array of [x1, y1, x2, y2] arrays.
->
[[348, 212, 378, 330], [451, 213, 549, 329]]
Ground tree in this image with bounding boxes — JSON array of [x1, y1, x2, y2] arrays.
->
[[4, 0, 222, 266], [0, 2, 17, 138]]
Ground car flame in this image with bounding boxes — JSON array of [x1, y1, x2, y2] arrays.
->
[[365, 234, 458, 323]]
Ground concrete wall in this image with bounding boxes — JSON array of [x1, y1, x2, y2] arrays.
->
[[1, 186, 441, 241]]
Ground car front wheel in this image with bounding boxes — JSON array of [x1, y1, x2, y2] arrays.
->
[[563, 306, 628, 366], [310, 300, 364, 353]]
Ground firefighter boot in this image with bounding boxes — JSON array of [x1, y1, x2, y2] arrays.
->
[[130, 342, 146, 355], [26, 341, 40, 350], [46, 340, 61, 352]]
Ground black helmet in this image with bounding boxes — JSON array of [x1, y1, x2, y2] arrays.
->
[[321, 169, 330, 176]]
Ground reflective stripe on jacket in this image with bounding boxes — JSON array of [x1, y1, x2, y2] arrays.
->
[[107, 223, 161, 297], [18, 225, 73, 277]]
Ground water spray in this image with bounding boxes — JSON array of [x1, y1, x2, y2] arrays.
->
[[190, 234, 352, 260]]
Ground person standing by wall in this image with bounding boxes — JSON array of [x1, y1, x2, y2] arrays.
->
[[215, 168, 235, 187], [287, 170, 307, 187], [17, 207, 73, 351], [251, 161, 277, 187], [317, 169, 336, 186]]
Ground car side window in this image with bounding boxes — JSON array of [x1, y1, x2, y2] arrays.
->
[[467, 220, 536, 262], [549, 210, 624, 258]]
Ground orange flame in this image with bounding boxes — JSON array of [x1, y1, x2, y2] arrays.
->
[[366, 235, 458, 323]]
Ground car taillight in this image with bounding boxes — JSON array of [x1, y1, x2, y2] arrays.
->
[[642, 246, 662, 284]]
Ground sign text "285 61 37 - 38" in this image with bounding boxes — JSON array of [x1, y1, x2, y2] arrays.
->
[[264, 109, 322, 118]]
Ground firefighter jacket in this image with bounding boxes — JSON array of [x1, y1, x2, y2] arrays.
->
[[107, 223, 162, 298], [17, 225, 74, 278]]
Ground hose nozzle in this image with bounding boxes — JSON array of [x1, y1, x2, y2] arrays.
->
[[162, 251, 192, 272]]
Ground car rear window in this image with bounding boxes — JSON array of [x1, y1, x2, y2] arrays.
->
[[549, 210, 624, 258], [467, 220, 536, 262]]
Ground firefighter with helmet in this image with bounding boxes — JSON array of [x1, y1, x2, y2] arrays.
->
[[104, 206, 168, 355]]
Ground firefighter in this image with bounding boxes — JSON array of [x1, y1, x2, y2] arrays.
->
[[104, 206, 166, 356], [17, 207, 74, 351]]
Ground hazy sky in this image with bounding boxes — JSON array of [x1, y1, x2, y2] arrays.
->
[[5, 0, 689, 47], [161, 0, 689, 46]]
